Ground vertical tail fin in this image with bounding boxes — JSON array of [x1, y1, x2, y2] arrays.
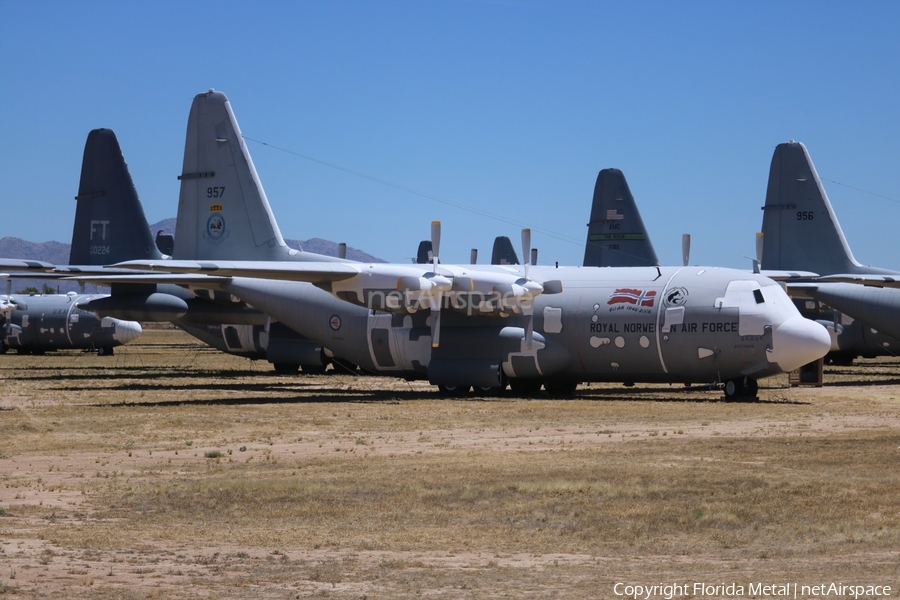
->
[[173, 90, 293, 261], [416, 240, 433, 264], [490, 236, 519, 265], [69, 129, 162, 265], [761, 141, 865, 275], [582, 169, 658, 267]]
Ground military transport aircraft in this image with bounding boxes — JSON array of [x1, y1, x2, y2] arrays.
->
[[759, 140, 900, 361], [0, 276, 141, 355], [72, 127, 340, 374], [101, 90, 830, 398], [1, 126, 341, 373]]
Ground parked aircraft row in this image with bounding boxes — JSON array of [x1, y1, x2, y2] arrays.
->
[[757, 140, 900, 362], [0, 276, 141, 355], [7, 88, 892, 398]]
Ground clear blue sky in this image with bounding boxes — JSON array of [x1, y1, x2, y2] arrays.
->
[[2, 1, 899, 268]]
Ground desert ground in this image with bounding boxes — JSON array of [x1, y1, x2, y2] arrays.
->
[[1, 328, 897, 599]]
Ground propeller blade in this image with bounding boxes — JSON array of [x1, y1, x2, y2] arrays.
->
[[430, 221, 443, 346], [431, 221, 441, 273], [3, 277, 11, 339], [531, 248, 538, 266], [521, 229, 531, 281], [682, 233, 691, 267], [430, 295, 442, 348], [522, 299, 535, 350], [755, 232, 764, 273], [338, 242, 347, 260], [470, 248, 478, 264]]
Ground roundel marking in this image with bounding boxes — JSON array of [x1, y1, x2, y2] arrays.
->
[[207, 213, 226, 242], [329, 315, 342, 331]]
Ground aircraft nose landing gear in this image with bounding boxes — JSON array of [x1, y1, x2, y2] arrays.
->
[[723, 377, 759, 401]]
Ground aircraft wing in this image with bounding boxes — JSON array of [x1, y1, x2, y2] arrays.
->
[[63, 273, 233, 286], [0, 259, 57, 272], [759, 270, 820, 281], [817, 274, 900, 288], [114, 254, 548, 349], [112, 259, 547, 309], [112, 260, 365, 284]]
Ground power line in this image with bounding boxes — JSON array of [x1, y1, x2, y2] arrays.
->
[[242, 135, 586, 247], [820, 178, 899, 204]]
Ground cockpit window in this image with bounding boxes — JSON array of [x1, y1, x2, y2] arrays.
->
[[753, 289, 764, 304]]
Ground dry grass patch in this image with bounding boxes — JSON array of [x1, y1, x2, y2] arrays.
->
[[1, 330, 899, 598]]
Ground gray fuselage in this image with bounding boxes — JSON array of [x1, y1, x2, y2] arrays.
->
[[220, 264, 828, 387], [1, 293, 141, 352]]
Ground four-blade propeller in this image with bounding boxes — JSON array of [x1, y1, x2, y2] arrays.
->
[[1, 277, 15, 340], [422, 223, 545, 349]]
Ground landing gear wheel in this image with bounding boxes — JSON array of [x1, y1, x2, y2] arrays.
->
[[544, 380, 578, 397], [472, 371, 508, 398], [826, 353, 854, 366], [300, 364, 327, 375], [745, 378, 759, 397], [509, 378, 543, 397], [437, 384, 471, 397], [724, 379, 737, 398], [97, 346, 113, 356], [273, 363, 300, 374], [723, 377, 758, 400]]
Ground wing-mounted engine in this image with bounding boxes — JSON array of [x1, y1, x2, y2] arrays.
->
[[1, 277, 17, 344], [0, 280, 16, 316], [329, 224, 558, 349]]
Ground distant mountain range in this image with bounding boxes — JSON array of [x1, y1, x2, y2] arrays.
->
[[1, 218, 384, 294]]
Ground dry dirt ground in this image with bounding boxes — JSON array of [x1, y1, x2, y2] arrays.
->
[[1, 329, 898, 599]]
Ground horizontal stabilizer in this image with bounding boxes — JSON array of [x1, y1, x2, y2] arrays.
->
[[818, 274, 900, 288], [758, 269, 821, 281]]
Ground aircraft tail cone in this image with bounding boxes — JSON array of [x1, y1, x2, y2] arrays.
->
[[768, 316, 831, 372]]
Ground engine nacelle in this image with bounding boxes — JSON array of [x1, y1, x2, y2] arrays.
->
[[78, 292, 189, 322]]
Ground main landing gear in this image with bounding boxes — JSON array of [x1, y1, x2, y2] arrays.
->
[[436, 379, 580, 398], [723, 377, 759, 400]]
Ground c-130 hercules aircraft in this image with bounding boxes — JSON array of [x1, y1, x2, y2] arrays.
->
[[0, 276, 141, 355], [0, 127, 335, 372], [101, 90, 830, 398], [760, 139, 900, 357]]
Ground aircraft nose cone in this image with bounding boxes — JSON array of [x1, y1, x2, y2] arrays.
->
[[112, 319, 143, 345], [769, 316, 831, 372]]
